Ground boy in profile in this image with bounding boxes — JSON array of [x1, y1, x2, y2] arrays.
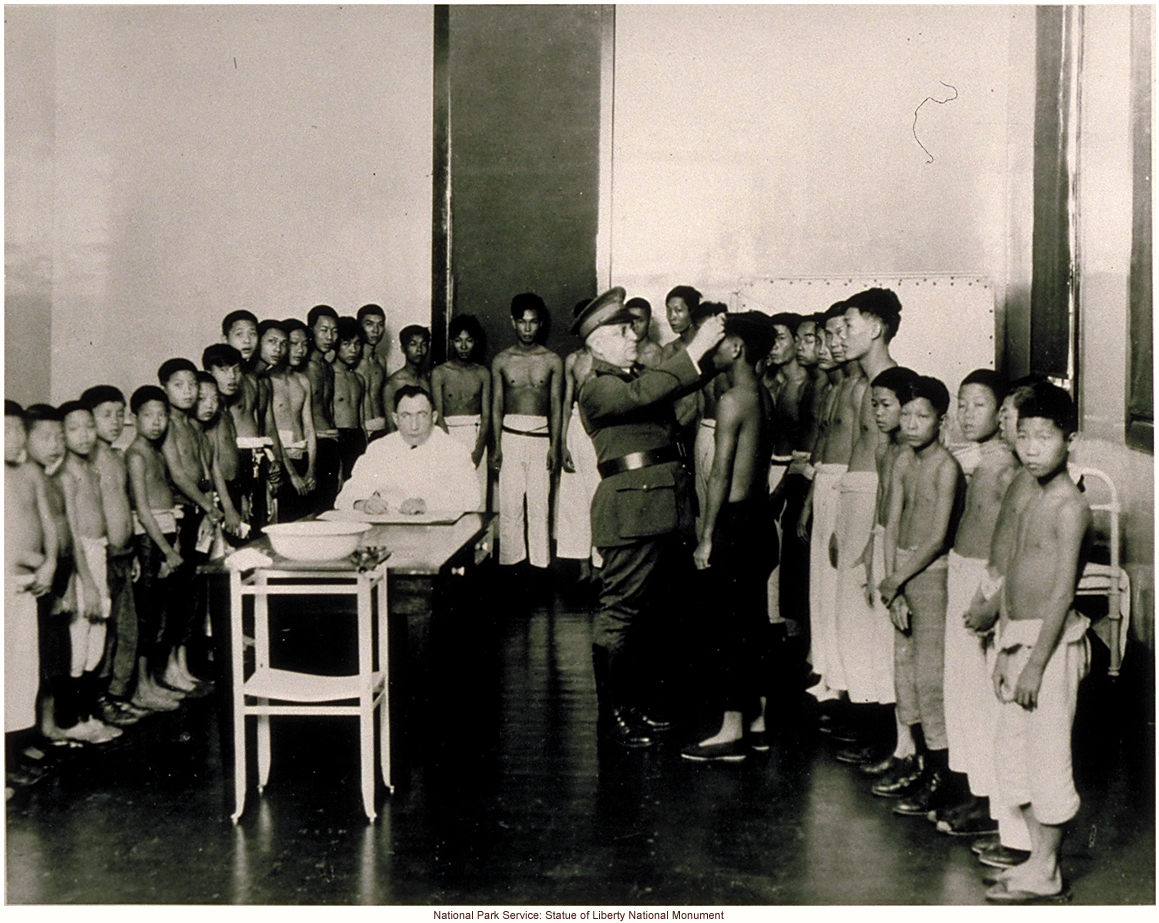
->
[[333, 316, 368, 482], [126, 386, 184, 712], [356, 304, 389, 441], [937, 370, 1019, 835], [6, 402, 57, 746], [433, 314, 491, 506], [383, 325, 432, 432], [982, 384, 1090, 903], [682, 313, 775, 762], [266, 319, 317, 520], [878, 376, 964, 817], [491, 295, 563, 571], [80, 386, 145, 722]]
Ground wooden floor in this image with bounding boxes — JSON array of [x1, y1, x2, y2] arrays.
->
[[6, 565, 1155, 905]]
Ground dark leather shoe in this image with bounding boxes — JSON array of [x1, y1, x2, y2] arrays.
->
[[681, 739, 747, 762], [748, 730, 770, 752], [607, 709, 655, 748], [871, 754, 923, 797], [629, 708, 673, 732], [836, 744, 880, 765], [894, 770, 955, 816], [970, 833, 1001, 855], [939, 812, 999, 837], [977, 844, 1032, 869], [859, 754, 900, 777]]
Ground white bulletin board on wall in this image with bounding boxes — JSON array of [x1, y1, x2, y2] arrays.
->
[[735, 274, 996, 439]]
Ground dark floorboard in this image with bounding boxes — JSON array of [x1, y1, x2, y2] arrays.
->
[[6, 576, 1155, 905]]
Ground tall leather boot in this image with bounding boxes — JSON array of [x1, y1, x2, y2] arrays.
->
[[593, 645, 654, 748]]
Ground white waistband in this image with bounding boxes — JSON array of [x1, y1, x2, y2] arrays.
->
[[503, 414, 548, 434], [700, 419, 716, 429], [446, 414, 481, 427]]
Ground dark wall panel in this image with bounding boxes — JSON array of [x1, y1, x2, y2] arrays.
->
[[448, 4, 603, 361]]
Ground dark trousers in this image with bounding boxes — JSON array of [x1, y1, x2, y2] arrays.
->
[[706, 500, 777, 711], [336, 428, 368, 483], [778, 473, 811, 635], [276, 454, 315, 523], [312, 436, 342, 514], [134, 532, 176, 674], [595, 533, 694, 713], [101, 550, 139, 698]]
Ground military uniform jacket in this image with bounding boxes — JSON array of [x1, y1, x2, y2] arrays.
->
[[578, 348, 702, 548]]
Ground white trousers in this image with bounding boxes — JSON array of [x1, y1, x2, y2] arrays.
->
[[834, 471, 893, 703], [5, 573, 38, 732], [809, 463, 847, 690], [765, 462, 788, 625], [555, 406, 599, 562], [446, 414, 489, 509], [993, 613, 1090, 827], [70, 536, 110, 677], [499, 414, 551, 568]]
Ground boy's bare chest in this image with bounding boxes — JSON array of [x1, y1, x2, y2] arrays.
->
[[502, 355, 553, 389]]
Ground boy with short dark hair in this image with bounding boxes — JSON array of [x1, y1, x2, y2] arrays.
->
[[855, 366, 920, 780], [126, 386, 184, 713], [57, 401, 123, 740], [383, 324, 432, 433], [5, 402, 57, 745], [878, 375, 965, 817], [265, 319, 317, 520], [682, 313, 775, 762], [306, 304, 343, 509], [356, 304, 389, 440], [936, 370, 1019, 835], [333, 316, 368, 481], [80, 385, 146, 722], [158, 358, 220, 692], [625, 297, 662, 368], [433, 314, 491, 505], [492, 296, 563, 570], [982, 383, 1090, 903]]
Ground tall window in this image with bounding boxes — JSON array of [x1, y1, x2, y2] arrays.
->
[[1030, 5, 1083, 394]]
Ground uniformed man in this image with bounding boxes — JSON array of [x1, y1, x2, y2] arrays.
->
[[575, 287, 725, 748]]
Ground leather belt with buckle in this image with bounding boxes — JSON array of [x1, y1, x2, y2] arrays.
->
[[598, 444, 684, 479]]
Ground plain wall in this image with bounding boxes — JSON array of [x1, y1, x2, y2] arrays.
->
[[607, 5, 1032, 344], [5, 5, 433, 405]]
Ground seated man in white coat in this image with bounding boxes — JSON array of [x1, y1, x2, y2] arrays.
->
[[335, 385, 481, 516]]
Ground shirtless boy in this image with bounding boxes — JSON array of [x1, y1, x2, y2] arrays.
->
[[57, 402, 122, 740], [79, 386, 145, 722], [878, 376, 964, 819], [800, 301, 865, 704], [222, 311, 282, 525], [826, 290, 905, 752], [263, 321, 317, 521], [25, 405, 95, 740], [682, 313, 775, 763], [433, 314, 491, 505], [5, 403, 57, 747], [158, 358, 221, 692], [763, 312, 808, 633], [689, 302, 729, 530], [126, 386, 184, 713], [492, 294, 563, 569], [858, 367, 921, 785], [777, 314, 825, 663], [383, 325, 432, 433], [333, 317, 368, 482], [556, 302, 600, 572], [356, 304, 389, 441], [983, 384, 1090, 904], [960, 375, 1048, 870], [626, 297, 662, 369], [936, 370, 1020, 835], [306, 304, 342, 511]]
